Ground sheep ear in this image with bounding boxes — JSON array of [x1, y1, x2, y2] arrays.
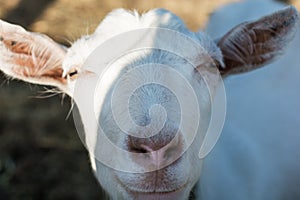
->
[[0, 19, 67, 89], [217, 6, 299, 76]]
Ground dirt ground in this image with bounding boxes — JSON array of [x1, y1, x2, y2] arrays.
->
[[0, 0, 297, 199]]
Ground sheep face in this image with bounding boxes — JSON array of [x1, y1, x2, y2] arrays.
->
[[65, 9, 225, 200], [0, 6, 298, 200]]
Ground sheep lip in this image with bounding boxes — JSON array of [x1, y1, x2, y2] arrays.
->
[[129, 187, 187, 200], [116, 176, 188, 199]]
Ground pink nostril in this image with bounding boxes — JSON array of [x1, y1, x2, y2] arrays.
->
[[128, 143, 157, 154], [140, 144, 155, 153], [127, 135, 183, 167], [127, 136, 154, 153], [128, 139, 153, 153], [130, 143, 166, 166], [130, 145, 149, 154], [127, 135, 177, 153]]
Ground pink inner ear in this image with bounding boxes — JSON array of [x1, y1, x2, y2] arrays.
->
[[3, 39, 31, 54], [1, 32, 66, 83], [217, 6, 299, 76]]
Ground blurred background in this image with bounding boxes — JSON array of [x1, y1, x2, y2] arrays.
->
[[0, 0, 298, 199]]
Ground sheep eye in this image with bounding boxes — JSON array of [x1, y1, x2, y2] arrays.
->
[[69, 70, 78, 77], [68, 69, 78, 78]]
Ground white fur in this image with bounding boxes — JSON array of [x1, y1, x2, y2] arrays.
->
[[67, 8, 221, 199], [68, 5, 300, 199], [1, 2, 300, 200]]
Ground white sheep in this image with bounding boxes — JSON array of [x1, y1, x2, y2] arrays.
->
[[0, 3, 299, 200]]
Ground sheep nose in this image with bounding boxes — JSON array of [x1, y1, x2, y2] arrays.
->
[[127, 134, 183, 168]]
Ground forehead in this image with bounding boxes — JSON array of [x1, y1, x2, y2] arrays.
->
[[62, 8, 222, 73], [70, 8, 222, 121]]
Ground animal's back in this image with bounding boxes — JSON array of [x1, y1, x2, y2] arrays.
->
[[199, 1, 300, 199]]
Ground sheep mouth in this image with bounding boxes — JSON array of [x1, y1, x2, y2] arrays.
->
[[129, 188, 187, 200], [116, 176, 188, 200]]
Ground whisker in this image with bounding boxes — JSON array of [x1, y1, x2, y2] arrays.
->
[[30, 87, 63, 99], [65, 97, 75, 120]]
